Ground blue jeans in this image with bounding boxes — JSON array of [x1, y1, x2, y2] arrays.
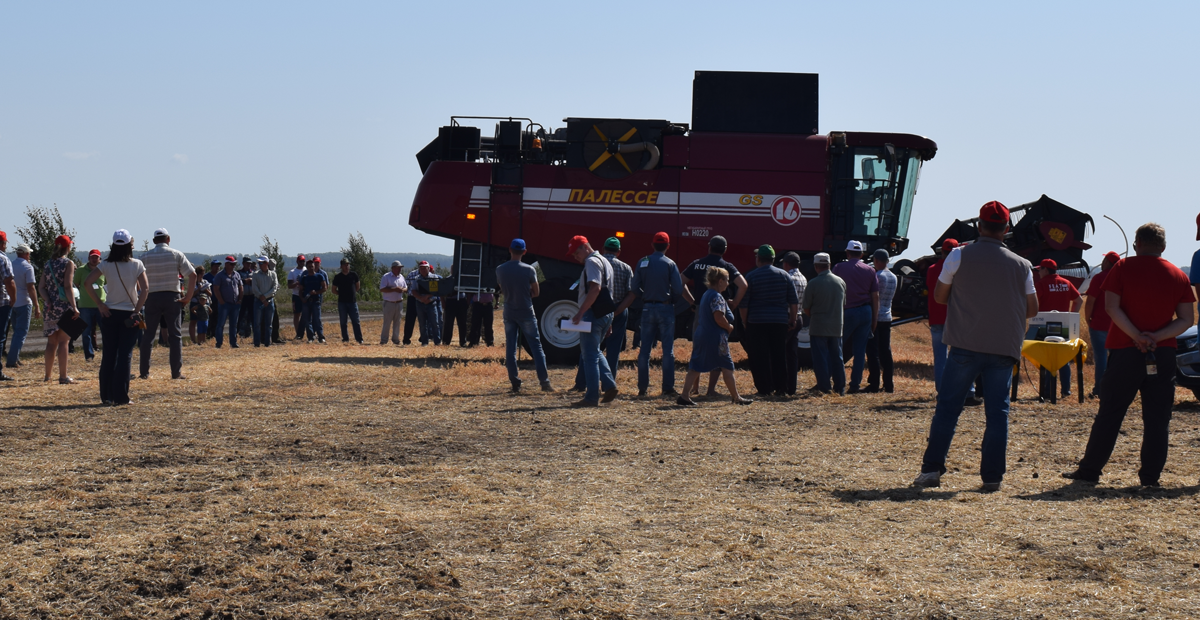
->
[[842, 305, 872, 388], [215, 303, 241, 347], [416, 301, 442, 345], [931, 323, 975, 398], [504, 314, 549, 384], [339, 301, 363, 342], [7, 304, 32, 364], [930, 324, 948, 390], [574, 309, 627, 388], [253, 298, 274, 346], [811, 335, 845, 393], [580, 310, 617, 402], [1089, 328, 1109, 392], [302, 297, 324, 339], [637, 304, 676, 393], [921, 347, 1016, 484], [78, 307, 102, 358]]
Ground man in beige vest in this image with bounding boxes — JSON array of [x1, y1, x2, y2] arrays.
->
[[913, 201, 1039, 493]]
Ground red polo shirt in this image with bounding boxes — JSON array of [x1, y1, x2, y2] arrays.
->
[[926, 259, 948, 326], [1085, 269, 1113, 332], [1034, 274, 1080, 312], [1103, 256, 1194, 350]]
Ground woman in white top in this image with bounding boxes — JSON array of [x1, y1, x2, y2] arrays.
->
[[84, 229, 149, 406]]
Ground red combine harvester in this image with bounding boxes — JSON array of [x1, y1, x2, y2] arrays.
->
[[409, 71, 937, 362]]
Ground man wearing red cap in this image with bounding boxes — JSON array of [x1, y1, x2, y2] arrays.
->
[[1065, 223, 1194, 487], [1033, 258, 1082, 398], [914, 201, 1039, 493], [0, 231, 13, 381], [1082, 251, 1121, 395], [73, 249, 106, 362], [927, 239, 977, 405], [628, 232, 692, 397], [287, 255, 307, 339], [568, 235, 619, 406]]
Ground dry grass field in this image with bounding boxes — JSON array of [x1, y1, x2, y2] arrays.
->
[[2, 319, 1199, 619]]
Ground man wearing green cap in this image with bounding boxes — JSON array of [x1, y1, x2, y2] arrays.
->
[[572, 237, 635, 391], [740, 244, 799, 397]]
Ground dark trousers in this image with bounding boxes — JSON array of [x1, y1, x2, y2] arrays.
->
[[99, 310, 141, 405], [1077, 347, 1177, 484], [866, 320, 894, 390], [467, 302, 494, 346], [783, 319, 804, 395], [339, 301, 363, 343], [140, 291, 183, 378], [403, 296, 418, 344], [272, 305, 282, 342], [238, 296, 255, 337], [441, 296, 469, 346], [745, 322, 789, 396], [0, 305, 10, 371]]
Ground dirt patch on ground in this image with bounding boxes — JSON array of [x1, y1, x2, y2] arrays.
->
[[1, 321, 1198, 618]]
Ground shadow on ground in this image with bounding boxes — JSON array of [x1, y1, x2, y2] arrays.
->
[[830, 487, 960, 502], [1015, 482, 1200, 501]]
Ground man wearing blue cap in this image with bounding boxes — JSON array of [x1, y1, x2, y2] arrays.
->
[[495, 239, 554, 393]]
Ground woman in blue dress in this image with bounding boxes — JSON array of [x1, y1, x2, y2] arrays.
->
[[677, 267, 752, 406]]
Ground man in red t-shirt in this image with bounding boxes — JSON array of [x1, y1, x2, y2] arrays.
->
[[1032, 259, 1083, 398], [927, 239, 980, 405], [1083, 251, 1121, 396], [1064, 224, 1195, 486]]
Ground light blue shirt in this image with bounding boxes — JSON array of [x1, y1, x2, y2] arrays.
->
[[12, 256, 36, 308]]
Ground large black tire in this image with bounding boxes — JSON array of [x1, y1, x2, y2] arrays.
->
[[526, 278, 581, 365]]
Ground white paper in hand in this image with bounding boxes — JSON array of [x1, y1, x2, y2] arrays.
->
[[560, 319, 591, 332]]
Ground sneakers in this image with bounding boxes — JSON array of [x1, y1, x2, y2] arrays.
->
[[601, 388, 619, 403], [1061, 469, 1099, 483], [540, 382, 556, 393], [912, 471, 941, 488], [980, 482, 1002, 493]]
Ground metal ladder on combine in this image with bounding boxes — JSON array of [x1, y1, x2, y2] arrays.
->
[[456, 241, 486, 294]]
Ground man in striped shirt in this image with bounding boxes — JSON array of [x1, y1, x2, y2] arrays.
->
[[865, 249, 898, 393], [138, 228, 196, 380]]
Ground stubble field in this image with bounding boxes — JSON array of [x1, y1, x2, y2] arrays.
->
[[1, 320, 1199, 619]]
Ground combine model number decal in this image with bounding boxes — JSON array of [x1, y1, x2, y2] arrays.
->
[[567, 189, 661, 205], [739, 194, 764, 206]]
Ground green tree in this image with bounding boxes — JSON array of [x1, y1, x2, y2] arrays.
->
[[340, 232, 381, 301], [15, 204, 78, 271], [259, 235, 286, 284]]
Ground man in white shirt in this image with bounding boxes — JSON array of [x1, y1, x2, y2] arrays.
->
[[287, 255, 307, 339], [6, 243, 41, 369], [379, 261, 408, 345], [138, 228, 196, 380]]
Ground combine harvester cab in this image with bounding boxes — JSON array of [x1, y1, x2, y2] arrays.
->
[[410, 71, 936, 363]]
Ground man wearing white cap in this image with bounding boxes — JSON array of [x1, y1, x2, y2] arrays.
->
[[378, 260, 407, 345], [137, 228, 196, 379], [803, 252, 847, 394], [831, 240, 879, 393], [251, 257, 279, 347], [6, 243, 40, 369]]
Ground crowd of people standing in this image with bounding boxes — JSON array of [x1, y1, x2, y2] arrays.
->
[[2, 209, 1197, 492]]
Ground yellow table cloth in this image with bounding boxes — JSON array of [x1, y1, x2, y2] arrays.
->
[[1021, 338, 1088, 373]]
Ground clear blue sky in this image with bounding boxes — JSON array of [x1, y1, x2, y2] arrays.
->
[[3, 2, 1198, 266]]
